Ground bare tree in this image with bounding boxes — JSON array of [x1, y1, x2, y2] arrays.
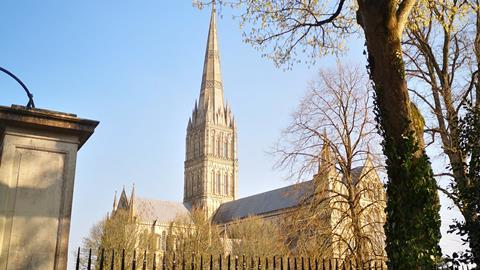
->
[[193, 0, 442, 266], [274, 63, 386, 267], [227, 216, 289, 258], [79, 210, 155, 269], [403, 0, 480, 263], [162, 207, 224, 268]]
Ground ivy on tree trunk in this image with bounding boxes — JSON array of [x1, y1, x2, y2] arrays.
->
[[357, 1, 442, 268]]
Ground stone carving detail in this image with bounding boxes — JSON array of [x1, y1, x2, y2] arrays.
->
[[207, 50, 219, 59], [202, 80, 223, 89]]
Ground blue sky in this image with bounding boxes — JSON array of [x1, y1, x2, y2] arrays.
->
[[0, 0, 463, 264]]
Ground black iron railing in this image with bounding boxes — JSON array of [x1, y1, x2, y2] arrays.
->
[[74, 248, 473, 270]]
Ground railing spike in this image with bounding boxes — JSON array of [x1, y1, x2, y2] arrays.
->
[[110, 250, 115, 270], [152, 252, 157, 270], [142, 250, 147, 270], [75, 247, 80, 270], [162, 253, 166, 270], [173, 252, 177, 270], [182, 253, 186, 270], [132, 249, 136, 270], [87, 248, 92, 270], [99, 248, 105, 270], [121, 249, 125, 270], [191, 252, 195, 270]]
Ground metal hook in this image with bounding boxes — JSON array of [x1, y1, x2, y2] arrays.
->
[[0, 66, 35, 108]]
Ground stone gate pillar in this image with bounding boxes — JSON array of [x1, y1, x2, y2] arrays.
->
[[0, 105, 99, 270]]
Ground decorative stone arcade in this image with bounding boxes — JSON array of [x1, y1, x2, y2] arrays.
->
[[0, 105, 98, 270]]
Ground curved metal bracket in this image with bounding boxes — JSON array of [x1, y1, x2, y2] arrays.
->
[[0, 66, 35, 108]]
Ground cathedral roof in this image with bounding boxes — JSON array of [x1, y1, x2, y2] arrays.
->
[[212, 166, 368, 224], [212, 180, 312, 224], [134, 198, 191, 224]]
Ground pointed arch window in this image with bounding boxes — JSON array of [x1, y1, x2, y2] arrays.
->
[[193, 174, 197, 194], [189, 176, 192, 195], [225, 174, 229, 195], [194, 140, 198, 158], [211, 171, 215, 193], [220, 173, 225, 195], [197, 173, 201, 193], [161, 231, 167, 251], [216, 172, 221, 194], [224, 140, 228, 158], [211, 135, 215, 154], [217, 139, 221, 157]]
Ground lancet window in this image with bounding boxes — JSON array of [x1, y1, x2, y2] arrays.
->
[[193, 174, 197, 194], [216, 172, 221, 194], [225, 174, 229, 195], [211, 135, 215, 154], [224, 139, 228, 158]]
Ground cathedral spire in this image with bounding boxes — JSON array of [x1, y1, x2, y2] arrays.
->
[[198, 1, 224, 113], [184, 1, 238, 217]]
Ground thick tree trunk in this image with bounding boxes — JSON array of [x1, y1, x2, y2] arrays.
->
[[475, 4, 480, 110], [357, 2, 414, 149], [356, 0, 442, 268]]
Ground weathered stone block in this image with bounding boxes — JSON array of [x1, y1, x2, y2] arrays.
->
[[0, 105, 98, 270]]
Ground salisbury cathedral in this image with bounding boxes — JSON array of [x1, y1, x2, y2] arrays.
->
[[110, 3, 386, 258]]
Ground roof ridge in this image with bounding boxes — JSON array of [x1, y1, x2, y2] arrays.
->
[[220, 180, 312, 206]]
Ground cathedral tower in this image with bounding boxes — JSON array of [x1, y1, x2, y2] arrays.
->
[[184, 2, 238, 217]]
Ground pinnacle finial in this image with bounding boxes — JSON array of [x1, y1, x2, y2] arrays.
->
[[113, 191, 118, 211], [130, 183, 136, 200], [319, 131, 332, 170]]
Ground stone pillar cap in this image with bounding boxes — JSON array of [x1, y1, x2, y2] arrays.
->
[[0, 105, 99, 149]]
